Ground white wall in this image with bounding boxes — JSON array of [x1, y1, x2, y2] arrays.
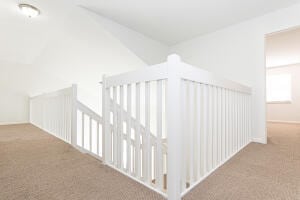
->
[[171, 3, 300, 143], [0, 61, 30, 124], [42, 6, 169, 113], [267, 64, 300, 123], [83, 8, 170, 65], [0, 59, 69, 124], [0, 90, 29, 125], [30, 6, 148, 114], [0, 2, 169, 124]]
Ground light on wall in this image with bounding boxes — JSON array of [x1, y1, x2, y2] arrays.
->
[[19, 4, 40, 18]]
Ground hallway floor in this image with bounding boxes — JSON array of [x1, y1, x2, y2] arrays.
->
[[184, 122, 300, 200], [0, 124, 164, 200], [1, 123, 299, 200]]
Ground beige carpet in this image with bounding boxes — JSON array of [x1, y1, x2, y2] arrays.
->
[[0, 124, 164, 200], [184, 122, 300, 200], [1, 123, 300, 200]]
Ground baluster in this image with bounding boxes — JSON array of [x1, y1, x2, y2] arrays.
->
[[188, 81, 194, 185], [230, 91, 233, 153], [239, 93, 242, 148], [89, 116, 92, 151], [82, 112, 85, 149], [181, 80, 187, 190], [119, 86, 124, 168], [144, 81, 151, 184], [97, 122, 99, 156], [156, 80, 163, 190], [202, 84, 208, 175], [217, 87, 221, 165], [225, 89, 229, 158], [196, 83, 201, 179], [213, 86, 217, 168], [221, 88, 225, 162], [207, 85, 213, 172], [135, 83, 141, 178], [113, 87, 118, 165], [127, 84, 132, 173]]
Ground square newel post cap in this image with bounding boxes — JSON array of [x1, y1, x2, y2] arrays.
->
[[167, 54, 181, 62]]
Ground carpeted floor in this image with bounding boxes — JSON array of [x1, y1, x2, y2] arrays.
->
[[1, 123, 299, 200], [0, 124, 164, 200], [183, 122, 300, 200]]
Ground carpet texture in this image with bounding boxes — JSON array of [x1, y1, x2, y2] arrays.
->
[[183, 122, 300, 200], [1, 123, 299, 200], [0, 124, 164, 200]]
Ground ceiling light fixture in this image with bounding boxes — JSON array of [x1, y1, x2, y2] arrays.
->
[[19, 4, 40, 18]]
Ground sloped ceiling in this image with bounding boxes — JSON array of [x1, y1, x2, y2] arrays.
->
[[0, 0, 72, 65], [76, 0, 300, 45], [0, 0, 169, 69], [0, 0, 165, 98], [2, 0, 300, 96], [2, 0, 300, 67]]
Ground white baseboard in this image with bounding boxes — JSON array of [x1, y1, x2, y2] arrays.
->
[[252, 137, 266, 144], [267, 120, 300, 124], [0, 121, 29, 126]]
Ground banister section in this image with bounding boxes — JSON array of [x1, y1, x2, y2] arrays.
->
[[105, 63, 168, 87], [77, 101, 102, 123], [29, 54, 252, 200], [179, 62, 251, 94], [102, 54, 252, 200]]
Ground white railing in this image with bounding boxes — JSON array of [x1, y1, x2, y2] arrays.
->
[[103, 63, 168, 196], [75, 99, 103, 159], [179, 62, 252, 196], [102, 54, 252, 200], [30, 85, 104, 160], [30, 54, 252, 200], [30, 87, 73, 143]]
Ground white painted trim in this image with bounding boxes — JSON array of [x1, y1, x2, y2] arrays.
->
[[267, 120, 300, 124], [252, 137, 266, 144], [166, 54, 182, 200], [179, 62, 252, 94], [25, 54, 254, 199], [77, 101, 102, 122], [267, 101, 291, 104], [30, 87, 72, 99], [105, 63, 168, 88], [0, 121, 29, 126], [181, 141, 251, 197], [105, 57, 252, 95], [267, 62, 300, 69]]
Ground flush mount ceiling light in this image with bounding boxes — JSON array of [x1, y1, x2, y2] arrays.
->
[[19, 4, 40, 18]]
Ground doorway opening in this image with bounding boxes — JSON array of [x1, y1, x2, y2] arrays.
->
[[265, 26, 300, 140]]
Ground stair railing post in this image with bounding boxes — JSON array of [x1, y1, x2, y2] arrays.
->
[[71, 84, 78, 147], [102, 75, 111, 164], [167, 54, 183, 200]]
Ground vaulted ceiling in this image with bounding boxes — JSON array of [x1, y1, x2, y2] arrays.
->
[[76, 0, 300, 45], [2, 0, 300, 66], [0, 0, 74, 65]]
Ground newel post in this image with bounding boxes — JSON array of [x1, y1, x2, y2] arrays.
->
[[102, 75, 111, 164], [167, 54, 182, 200], [71, 84, 78, 147]]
